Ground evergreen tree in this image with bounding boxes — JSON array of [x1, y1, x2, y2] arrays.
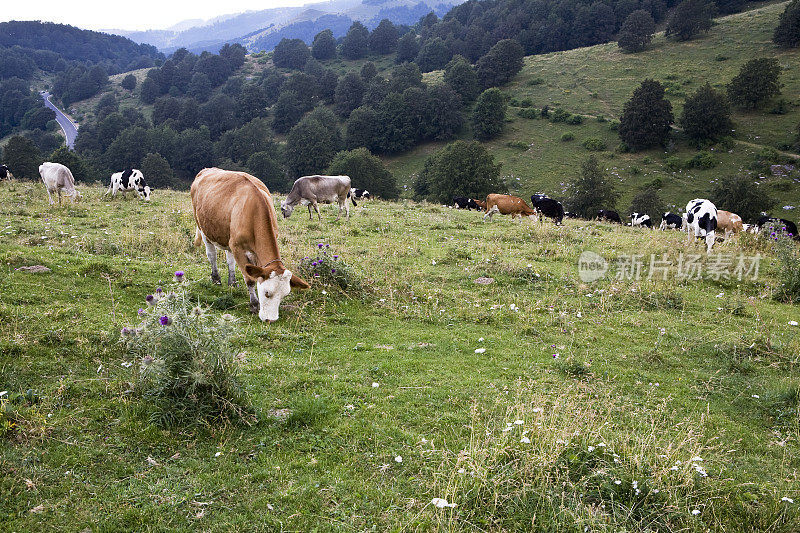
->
[[312, 29, 337, 60], [618, 79, 673, 150], [121, 74, 137, 91], [475, 39, 525, 89], [396, 32, 420, 63], [665, 0, 716, 41], [419, 140, 505, 203], [617, 10, 656, 52], [680, 83, 732, 142], [273, 38, 311, 70], [369, 19, 399, 55], [334, 72, 366, 118], [3, 135, 41, 179], [341, 21, 370, 60], [471, 88, 507, 141], [139, 152, 176, 189], [726, 58, 783, 109], [327, 147, 398, 199], [566, 156, 620, 218], [444, 55, 480, 103], [774, 0, 800, 48]]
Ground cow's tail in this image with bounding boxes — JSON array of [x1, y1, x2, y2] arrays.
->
[[348, 189, 357, 207], [193, 227, 203, 247]]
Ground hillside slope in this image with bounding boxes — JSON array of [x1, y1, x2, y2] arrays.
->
[[389, 2, 800, 215]]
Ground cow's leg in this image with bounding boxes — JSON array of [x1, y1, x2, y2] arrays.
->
[[57, 189, 62, 207], [313, 202, 321, 221], [202, 237, 221, 285], [345, 198, 350, 220], [225, 250, 238, 286], [705, 233, 715, 253], [45, 186, 54, 205], [230, 247, 259, 313]]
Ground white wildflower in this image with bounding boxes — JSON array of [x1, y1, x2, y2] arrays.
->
[[514, 420, 524, 425], [691, 509, 701, 516], [475, 348, 486, 354], [521, 436, 531, 444], [781, 497, 794, 503], [371, 382, 380, 388], [395, 456, 403, 463], [431, 498, 457, 508], [789, 321, 798, 326]]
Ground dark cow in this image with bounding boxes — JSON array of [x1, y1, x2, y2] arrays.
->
[[453, 196, 480, 210], [630, 212, 653, 228], [350, 188, 371, 200], [597, 209, 622, 224], [684, 199, 717, 252], [104, 169, 151, 200], [0, 165, 12, 180], [660, 212, 682, 230], [756, 215, 799, 240], [530, 194, 564, 225]]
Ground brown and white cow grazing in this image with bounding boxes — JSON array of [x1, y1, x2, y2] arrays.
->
[[483, 194, 537, 222], [39, 162, 81, 206], [281, 175, 354, 220], [191, 168, 310, 322], [716, 210, 743, 238]]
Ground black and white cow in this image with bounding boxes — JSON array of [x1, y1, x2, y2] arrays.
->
[[453, 196, 480, 210], [597, 209, 622, 224], [104, 169, 151, 200], [530, 194, 564, 225], [684, 199, 717, 252], [564, 211, 581, 219], [350, 188, 371, 200], [659, 212, 683, 230], [755, 215, 799, 240], [0, 165, 12, 180], [630, 212, 652, 228]]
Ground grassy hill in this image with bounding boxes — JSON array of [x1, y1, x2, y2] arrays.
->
[[1, 181, 798, 530], [390, 1, 800, 215]]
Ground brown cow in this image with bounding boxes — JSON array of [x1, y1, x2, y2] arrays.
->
[[473, 199, 486, 210], [191, 168, 310, 322], [716, 210, 743, 239], [483, 194, 537, 222]]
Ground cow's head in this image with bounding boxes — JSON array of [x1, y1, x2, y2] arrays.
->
[[280, 200, 294, 218], [140, 185, 151, 201], [244, 265, 310, 322]]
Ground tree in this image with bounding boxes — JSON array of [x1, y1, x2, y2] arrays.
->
[[617, 10, 656, 52], [475, 39, 525, 89], [619, 79, 673, 150], [49, 146, 91, 182], [389, 62, 423, 94], [341, 21, 370, 60], [188, 72, 213, 102], [121, 74, 137, 91], [375, 93, 415, 153], [3, 135, 41, 179], [312, 29, 337, 60], [418, 140, 505, 203], [235, 83, 268, 122], [711, 175, 776, 222], [444, 55, 480, 103], [680, 83, 732, 142], [140, 76, 159, 104], [214, 118, 276, 164], [345, 106, 380, 151], [427, 84, 464, 140], [726, 58, 782, 109], [246, 151, 288, 192], [396, 32, 420, 64], [370, 19, 399, 55], [139, 152, 176, 189], [360, 62, 378, 83], [219, 43, 247, 71], [471, 88, 507, 141], [774, 0, 800, 48], [273, 38, 311, 70], [95, 93, 118, 120], [629, 186, 665, 222], [272, 90, 304, 134], [566, 156, 620, 218], [285, 113, 342, 177], [327, 147, 398, 199], [334, 72, 366, 118], [416, 37, 451, 73], [665, 0, 716, 41]]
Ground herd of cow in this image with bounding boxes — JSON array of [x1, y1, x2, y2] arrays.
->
[[452, 192, 798, 253], [2, 160, 797, 322]]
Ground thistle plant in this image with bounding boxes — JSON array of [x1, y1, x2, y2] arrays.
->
[[121, 274, 254, 428], [298, 243, 360, 293]]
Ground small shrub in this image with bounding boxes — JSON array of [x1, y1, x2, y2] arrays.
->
[[616, 142, 630, 153], [297, 243, 361, 293], [561, 132, 575, 142], [596, 115, 607, 123], [715, 54, 729, 61], [506, 140, 529, 150], [566, 114, 584, 125], [642, 156, 653, 164], [664, 156, 683, 171], [528, 77, 544, 86], [773, 229, 800, 303], [517, 108, 539, 119], [582, 138, 607, 151], [550, 107, 570, 123], [686, 150, 718, 169], [123, 284, 254, 428], [716, 136, 736, 151], [630, 165, 642, 175], [609, 120, 620, 131], [540, 105, 550, 118], [770, 99, 790, 115]]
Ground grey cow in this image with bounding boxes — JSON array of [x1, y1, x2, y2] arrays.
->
[[280, 175, 355, 220], [39, 162, 82, 206]]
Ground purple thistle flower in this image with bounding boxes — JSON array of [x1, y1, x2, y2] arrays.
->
[[145, 294, 156, 306], [121, 326, 131, 336], [159, 315, 171, 326], [314, 273, 319, 277], [331, 269, 336, 274], [175, 270, 185, 281], [138, 308, 146, 316], [318, 243, 324, 249], [326, 244, 330, 248], [333, 255, 339, 260], [312, 261, 318, 267], [155, 287, 163, 294]]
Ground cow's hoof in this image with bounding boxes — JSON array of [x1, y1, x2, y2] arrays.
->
[[248, 305, 259, 314], [228, 281, 238, 287], [211, 276, 221, 285]]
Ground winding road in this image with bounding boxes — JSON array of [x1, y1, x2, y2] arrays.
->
[[40, 91, 78, 150]]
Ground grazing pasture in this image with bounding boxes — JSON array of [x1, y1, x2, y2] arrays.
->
[[1, 182, 798, 530]]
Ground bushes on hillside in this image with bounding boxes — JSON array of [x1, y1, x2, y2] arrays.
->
[[312, 29, 337, 60], [726, 58, 783, 109], [619, 79, 673, 151], [617, 10, 656, 52], [773, 0, 800, 48], [414, 140, 505, 204], [273, 38, 311, 70], [665, 0, 716, 41], [472, 88, 507, 141], [710, 175, 776, 222], [565, 156, 620, 218], [680, 83, 732, 142], [327, 147, 398, 199], [475, 39, 525, 89]]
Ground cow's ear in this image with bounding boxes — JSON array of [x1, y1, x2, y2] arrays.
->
[[244, 264, 267, 280], [290, 273, 310, 289]]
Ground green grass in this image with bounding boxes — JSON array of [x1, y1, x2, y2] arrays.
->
[[1, 181, 798, 530]]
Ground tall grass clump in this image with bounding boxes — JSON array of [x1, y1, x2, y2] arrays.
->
[[771, 227, 800, 303], [122, 280, 254, 428]]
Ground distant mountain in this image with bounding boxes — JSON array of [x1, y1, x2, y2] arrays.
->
[[110, 0, 463, 54]]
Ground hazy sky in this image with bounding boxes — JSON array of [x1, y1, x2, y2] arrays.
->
[[1, 0, 315, 31]]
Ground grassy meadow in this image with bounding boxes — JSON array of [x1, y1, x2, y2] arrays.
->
[[1, 181, 799, 531]]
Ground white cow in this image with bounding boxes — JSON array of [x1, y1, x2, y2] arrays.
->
[[683, 199, 718, 253], [104, 169, 151, 200], [39, 162, 81, 206]]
